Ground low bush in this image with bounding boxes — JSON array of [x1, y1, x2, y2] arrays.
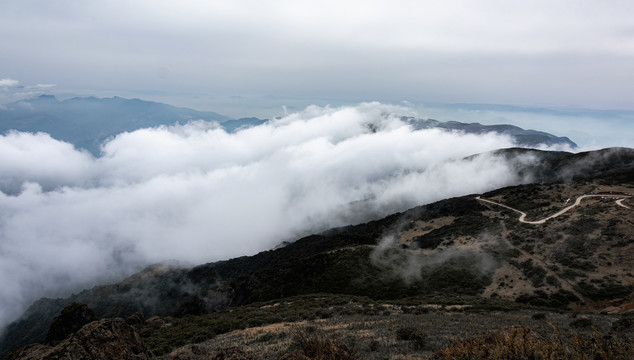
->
[[531, 313, 546, 320], [395, 327, 427, 349], [570, 318, 593, 329], [285, 328, 358, 360], [515, 289, 579, 308], [575, 280, 633, 300], [612, 315, 633, 332]]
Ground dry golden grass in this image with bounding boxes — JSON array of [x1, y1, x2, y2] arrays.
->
[[430, 324, 633, 360], [283, 328, 359, 360], [156, 304, 632, 360]]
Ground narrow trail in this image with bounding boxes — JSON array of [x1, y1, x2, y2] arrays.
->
[[497, 221, 587, 303], [476, 194, 632, 225], [477, 193, 631, 307], [616, 198, 633, 210]]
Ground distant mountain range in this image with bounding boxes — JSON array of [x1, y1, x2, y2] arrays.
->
[[405, 118, 576, 148], [0, 95, 266, 155], [0, 95, 576, 156]]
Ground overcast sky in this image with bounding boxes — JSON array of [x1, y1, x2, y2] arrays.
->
[[1, 0, 633, 114]]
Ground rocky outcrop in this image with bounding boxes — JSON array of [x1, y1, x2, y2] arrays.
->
[[9, 318, 154, 360], [126, 312, 146, 326], [44, 302, 96, 344]]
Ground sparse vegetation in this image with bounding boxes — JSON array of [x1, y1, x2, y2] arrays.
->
[[3, 163, 634, 358], [510, 259, 547, 287], [431, 325, 633, 360], [531, 313, 546, 320], [145, 305, 631, 359], [612, 314, 633, 332], [570, 317, 593, 329], [395, 327, 427, 349], [576, 280, 633, 301], [515, 289, 579, 308], [285, 328, 359, 360]]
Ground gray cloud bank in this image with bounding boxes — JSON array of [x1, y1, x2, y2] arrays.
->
[[0, 102, 551, 329], [2, 1, 634, 110]]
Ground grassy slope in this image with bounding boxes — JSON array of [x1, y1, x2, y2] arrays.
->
[[136, 293, 632, 359]]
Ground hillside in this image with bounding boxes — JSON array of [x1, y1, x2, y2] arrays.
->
[[1, 147, 632, 358], [0, 95, 265, 155], [406, 118, 577, 148]]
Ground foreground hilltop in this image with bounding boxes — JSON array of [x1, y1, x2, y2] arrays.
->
[[1, 147, 633, 358]]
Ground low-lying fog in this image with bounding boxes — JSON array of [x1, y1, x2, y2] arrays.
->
[[0, 102, 568, 329]]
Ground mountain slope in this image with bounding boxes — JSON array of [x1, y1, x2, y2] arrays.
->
[[406, 118, 577, 148], [1, 147, 632, 356], [0, 95, 263, 155]]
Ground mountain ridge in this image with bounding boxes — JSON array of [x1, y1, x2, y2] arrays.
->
[[405, 118, 577, 148], [1, 96, 576, 156], [0, 95, 264, 155], [2, 146, 631, 356]]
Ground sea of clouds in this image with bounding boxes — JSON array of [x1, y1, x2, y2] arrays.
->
[[0, 102, 554, 329]]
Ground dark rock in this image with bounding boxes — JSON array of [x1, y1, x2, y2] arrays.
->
[[146, 316, 169, 329], [126, 312, 146, 325], [44, 302, 95, 344], [213, 347, 262, 360], [9, 318, 154, 360]]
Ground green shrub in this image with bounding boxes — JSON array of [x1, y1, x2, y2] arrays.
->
[[395, 327, 426, 349], [576, 280, 633, 300], [515, 289, 579, 308], [514, 259, 547, 287], [570, 318, 593, 329], [612, 315, 633, 332], [368, 339, 380, 352], [545, 275, 560, 287]]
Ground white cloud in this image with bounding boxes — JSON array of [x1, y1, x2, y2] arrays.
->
[[0, 131, 95, 194], [0, 79, 58, 105], [0, 102, 531, 328], [31, 84, 56, 89], [0, 79, 19, 88]]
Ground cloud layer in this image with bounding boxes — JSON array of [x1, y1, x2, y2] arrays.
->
[[0, 103, 535, 329]]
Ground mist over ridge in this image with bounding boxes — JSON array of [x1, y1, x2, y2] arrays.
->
[[0, 101, 577, 331], [2, 2, 633, 356]]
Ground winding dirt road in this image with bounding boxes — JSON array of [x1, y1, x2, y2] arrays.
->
[[616, 198, 633, 210], [478, 193, 631, 304], [476, 194, 632, 225]]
